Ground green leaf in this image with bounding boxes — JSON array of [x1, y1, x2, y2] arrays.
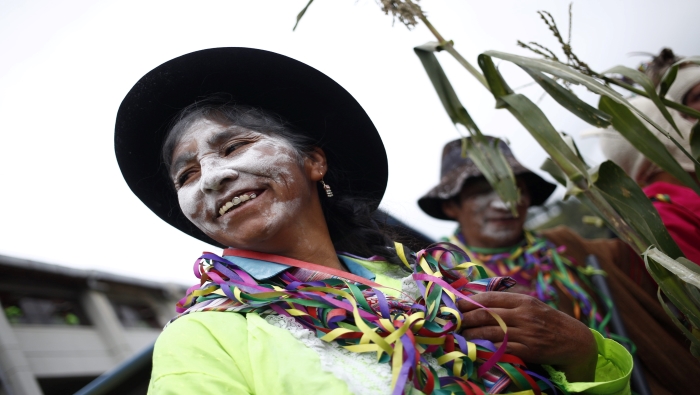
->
[[561, 133, 588, 167], [685, 280, 700, 308], [477, 52, 512, 109], [604, 65, 683, 138], [539, 164, 620, 236], [659, 56, 700, 100], [521, 68, 612, 128], [484, 50, 623, 99], [292, 0, 315, 31], [485, 51, 699, 167], [653, 285, 700, 350], [592, 161, 684, 258], [645, 250, 700, 330], [414, 44, 520, 214], [646, 248, 700, 288], [659, 66, 678, 100], [690, 122, 700, 177], [478, 54, 588, 182], [540, 158, 566, 186], [463, 137, 521, 215], [598, 96, 700, 195], [414, 43, 483, 134]]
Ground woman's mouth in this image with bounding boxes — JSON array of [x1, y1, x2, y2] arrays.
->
[[218, 191, 261, 217]]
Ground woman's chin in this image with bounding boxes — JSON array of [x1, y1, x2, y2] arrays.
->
[[206, 221, 277, 250]]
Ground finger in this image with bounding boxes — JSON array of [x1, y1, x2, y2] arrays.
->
[[461, 308, 501, 328], [456, 292, 528, 312], [461, 307, 525, 329], [462, 325, 526, 342], [455, 297, 482, 313], [461, 325, 506, 343]]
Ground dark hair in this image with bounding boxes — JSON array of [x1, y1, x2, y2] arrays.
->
[[641, 48, 684, 87], [162, 97, 416, 267]]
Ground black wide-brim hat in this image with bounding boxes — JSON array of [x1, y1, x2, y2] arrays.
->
[[418, 137, 556, 220], [115, 47, 388, 247]]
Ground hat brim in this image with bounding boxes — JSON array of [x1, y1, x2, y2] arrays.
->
[[417, 166, 556, 220], [115, 48, 388, 247]]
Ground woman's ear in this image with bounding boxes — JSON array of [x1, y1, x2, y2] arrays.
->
[[305, 147, 327, 182]]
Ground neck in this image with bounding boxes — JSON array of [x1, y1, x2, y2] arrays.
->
[[250, 202, 345, 272]]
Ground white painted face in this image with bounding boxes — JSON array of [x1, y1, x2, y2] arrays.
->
[[443, 178, 531, 248], [169, 118, 316, 249]]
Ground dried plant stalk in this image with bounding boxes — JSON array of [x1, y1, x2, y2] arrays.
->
[[377, 0, 423, 29]]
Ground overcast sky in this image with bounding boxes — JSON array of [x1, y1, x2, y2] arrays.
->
[[1, 0, 698, 285]]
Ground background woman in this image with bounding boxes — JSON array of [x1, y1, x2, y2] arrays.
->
[[600, 48, 700, 268]]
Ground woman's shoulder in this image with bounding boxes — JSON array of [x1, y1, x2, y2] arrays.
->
[[160, 310, 248, 341], [150, 311, 356, 395], [149, 312, 254, 394], [154, 312, 252, 367]]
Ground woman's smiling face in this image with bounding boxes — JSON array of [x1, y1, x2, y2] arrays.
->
[[169, 118, 323, 250]]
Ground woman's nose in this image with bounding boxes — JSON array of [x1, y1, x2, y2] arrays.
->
[[200, 160, 239, 192]]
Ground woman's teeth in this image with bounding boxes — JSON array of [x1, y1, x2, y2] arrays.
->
[[219, 193, 257, 216]]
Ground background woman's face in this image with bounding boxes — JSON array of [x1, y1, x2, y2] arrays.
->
[[169, 118, 318, 249]]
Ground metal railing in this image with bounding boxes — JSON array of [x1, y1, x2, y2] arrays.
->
[[74, 344, 153, 395]]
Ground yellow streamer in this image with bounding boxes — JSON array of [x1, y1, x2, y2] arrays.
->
[[320, 327, 353, 342]]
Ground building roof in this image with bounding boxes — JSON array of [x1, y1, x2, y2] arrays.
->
[[0, 253, 187, 294]]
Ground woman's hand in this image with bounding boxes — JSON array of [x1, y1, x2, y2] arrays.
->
[[457, 292, 598, 383]]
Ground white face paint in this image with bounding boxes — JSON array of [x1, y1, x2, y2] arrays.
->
[[489, 196, 511, 211], [170, 119, 315, 249], [448, 178, 531, 248], [469, 190, 524, 242]]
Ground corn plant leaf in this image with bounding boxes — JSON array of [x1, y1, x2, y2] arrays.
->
[[592, 161, 684, 258], [690, 122, 700, 177], [659, 66, 679, 101], [646, 248, 700, 288], [521, 68, 612, 128], [599, 96, 700, 195], [604, 65, 683, 138], [484, 50, 623, 98], [659, 56, 700, 100], [654, 285, 700, 349], [485, 51, 699, 166], [463, 138, 520, 215], [541, 158, 622, 231], [478, 54, 588, 182], [644, 249, 700, 330], [561, 133, 588, 167], [292, 0, 315, 31], [415, 43, 483, 134], [685, 279, 700, 308], [414, 44, 520, 214], [540, 158, 566, 186]]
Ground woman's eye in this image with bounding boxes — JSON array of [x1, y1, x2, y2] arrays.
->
[[177, 171, 195, 186], [224, 141, 249, 156]]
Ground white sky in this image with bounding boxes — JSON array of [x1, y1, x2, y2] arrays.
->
[[1, 0, 698, 285]]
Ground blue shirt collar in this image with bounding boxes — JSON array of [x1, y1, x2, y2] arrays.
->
[[222, 254, 376, 281]]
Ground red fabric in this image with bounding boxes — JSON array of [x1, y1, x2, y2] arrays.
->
[[644, 181, 700, 265]]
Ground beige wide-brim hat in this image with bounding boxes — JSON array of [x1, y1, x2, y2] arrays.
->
[[418, 137, 556, 220]]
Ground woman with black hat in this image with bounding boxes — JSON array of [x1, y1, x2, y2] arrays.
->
[[116, 48, 631, 394]]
